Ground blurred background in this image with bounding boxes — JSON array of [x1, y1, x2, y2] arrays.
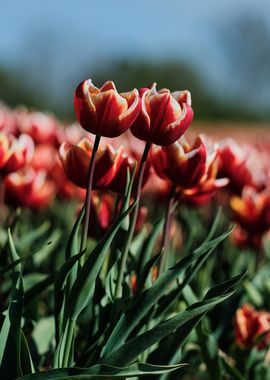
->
[[1, 0, 270, 123]]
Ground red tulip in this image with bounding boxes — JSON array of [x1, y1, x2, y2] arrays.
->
[[176, 137, 229, 206], [130, 84, 193, 146], [74, 79, 140, 137], [32, 143, 85, 201], [234, 304, 270, 350], [16, 109, 58, 145], [0, 132, 34, 176], [152, 135, 213, 188], [179, 175, 229, 207], [230, 186, 270, 238], [4, 168, 55, 209], [31, 143, 58, 173], [218, 139, 265, 194], [59, 138, 123, 189]]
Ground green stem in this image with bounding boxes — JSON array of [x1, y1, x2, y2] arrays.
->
[[79, 135, 101, 265], [114, 141, 152, 299], [159, 185, 176, 274]]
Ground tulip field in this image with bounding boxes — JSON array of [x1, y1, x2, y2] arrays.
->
[[1, 80, 270, 380]]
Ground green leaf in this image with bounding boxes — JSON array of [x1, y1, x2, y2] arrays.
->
[[33, 230, 62, 266], [102, 292, 234, 367], [243, 279, 264, 307], [0, 259, 21, 276], [17, 362, 187, 380], [7, 228, 21, 272], [53, 249, 87, 360], [104, 249, 122, 302], [65, 200, 137, 322], [135, 250, 162, 295], [55, 201, 137, 368], [20, 330, 35, 375], [65, 205, 85, 285], [202, 207, 223, 243], [103, 167, 136, 302], [221, 357, 245, 380], [32, 316, 55, 356], [204, 272, 246, 299], [0, 231, 23, 378], [136, 218, 164, 284], [17, 222, 50, 251], [193, 226, 234, 256], [182, 274, 245, 380], [24, 273, 54, 306], [103, 228, 232, 358], [54, 250, 86, 322]]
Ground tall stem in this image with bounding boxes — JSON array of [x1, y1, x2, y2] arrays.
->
[[80, 135, 101, 260], [114, 141, 152, 299], [159, 185, 176, 274]]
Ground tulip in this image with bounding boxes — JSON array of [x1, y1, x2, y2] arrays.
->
[[0, 132, 34, 176], [52, 158, 86, 201], [130, 84, 193, 146], [151, 135, 228, 206], [31, 143, 58, 173], [74, 79, 140, 138], [59, 138, 123, 189], [4, 168, 55, 209], [16, 109, 58, 145], [230, 186, 270, 246], [152, 135, 216, 188], [32, 143, 85, 201], [218, 139, 265, 194], [180, 154, 229, 207], [234, 304, 270, 350]]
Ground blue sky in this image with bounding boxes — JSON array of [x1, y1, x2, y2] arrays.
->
[[1, 0, 270, 113]]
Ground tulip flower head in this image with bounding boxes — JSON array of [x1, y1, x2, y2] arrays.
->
[[74, 79, 141, 137], [152, 135, 214, 188], [234, 304, 270, 350], [17, 110, 59, 145], [5, 168, 55, 209], [130, 83, 193, 146], [0, 132, 34, 176], [218, 139, 266, 194], [59, 138, 123, 189], [151, 135, 228, 206], [230, 186, 270, 246]]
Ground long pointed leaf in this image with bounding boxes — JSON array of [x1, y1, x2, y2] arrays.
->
[[18, 362, 186, 380], [102, 292, 234, 367], [102, 227, 232, 357]]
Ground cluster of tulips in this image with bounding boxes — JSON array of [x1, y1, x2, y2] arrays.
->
[[1, 79, 270, 379], [1, 80, 270, 250]]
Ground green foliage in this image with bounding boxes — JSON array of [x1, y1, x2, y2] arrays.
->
[[0, 169, 251, 380]]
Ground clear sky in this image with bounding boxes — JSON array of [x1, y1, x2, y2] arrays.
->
[[1, 0, 270, 114]]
